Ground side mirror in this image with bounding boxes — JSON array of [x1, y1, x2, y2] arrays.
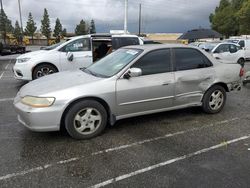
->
[[124, 68, 142, 79], [67, 52, 74, 61]]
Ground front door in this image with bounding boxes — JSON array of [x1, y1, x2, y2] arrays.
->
[[59, 38, 93, 71], [116, 49, 175, 117]]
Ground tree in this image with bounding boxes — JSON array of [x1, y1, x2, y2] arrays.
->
[[210, 0, 241, 37], [237, 0, 250, 34], [25, 12, 37, 44], [89, 19, 96, 34], [75, 20, 87, 35], [0, 9, 14, 43], [41, 8, 51, 45], [53, 18, 62, 43], [61, 28, 67, 38], [13, 21, 22, 44]]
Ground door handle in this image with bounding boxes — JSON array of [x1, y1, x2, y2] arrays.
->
[[84, 55, 92, 58], [215, 57, 220, 60], [162, 82, 170, 86]]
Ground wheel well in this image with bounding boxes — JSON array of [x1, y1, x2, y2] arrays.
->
[[201, 82, 229, 102], [210, 83, 229, 92], [60, 97, 111, 131], [32, 62, 59, 79]]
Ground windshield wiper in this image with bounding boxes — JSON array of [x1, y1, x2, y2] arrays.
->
[[80, 68, 107, 78]]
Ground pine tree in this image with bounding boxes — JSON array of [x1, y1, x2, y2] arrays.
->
[[25, 12, 37, 44], [75, 20, 87, 35], [89, 19, 96, 34], [53, 18, 62, 43], [61, 28, 67, 38], [41, 8, 51, 45], [13, 20, 22, 44], [0, 9, 13, 43]]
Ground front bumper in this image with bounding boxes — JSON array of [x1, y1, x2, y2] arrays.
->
[[14, 96, 63, 132], [13, 61, 33, 81]]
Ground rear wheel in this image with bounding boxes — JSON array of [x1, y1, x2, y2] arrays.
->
[[32, 64, 58, 79], [64, 100, 107, 139], [202, 85, 226, 114]]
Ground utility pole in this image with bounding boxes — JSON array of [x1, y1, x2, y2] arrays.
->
[[124, 0, 128, 34], [138, 3, 141, 36], [18, 0, 23, 44], [0, 0, 3, 10]]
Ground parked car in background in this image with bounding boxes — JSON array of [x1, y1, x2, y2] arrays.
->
[[225, 38, 250, 60], [14, 44, 243, 139], [199, 42, 245, 66], [13, 34, 143, 80]]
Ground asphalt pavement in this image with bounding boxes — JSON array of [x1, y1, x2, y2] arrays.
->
[[0, 59, 250, 188]]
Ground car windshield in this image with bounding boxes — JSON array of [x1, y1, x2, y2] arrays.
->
[[83, 48, 143, 78], [42, 42, 64, 50]]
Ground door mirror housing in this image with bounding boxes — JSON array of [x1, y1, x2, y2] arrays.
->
[[67, 52, 74, 61], [124, 68, 142, 79]]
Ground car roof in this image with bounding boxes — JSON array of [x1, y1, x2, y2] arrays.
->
[[123, 44, 194, 51], [68, 33, 139, 40]]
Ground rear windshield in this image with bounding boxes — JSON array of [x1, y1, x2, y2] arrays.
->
[[112, 37, 139, 50]]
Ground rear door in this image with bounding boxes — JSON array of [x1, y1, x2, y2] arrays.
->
[[59, 38, 92, 70], [173, 48, 214, 106], [116, 49, 175, 116]]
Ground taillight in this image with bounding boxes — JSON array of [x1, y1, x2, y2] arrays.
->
[[239, 68, 245, 77]]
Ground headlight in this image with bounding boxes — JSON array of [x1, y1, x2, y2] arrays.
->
[[17, 58, 31, 63], [21, 96, 55, 107]]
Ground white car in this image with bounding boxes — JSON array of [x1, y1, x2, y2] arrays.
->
[[13, 34, 143, 80], [200, 42, 245, 65], [226, 38, 250, 60]]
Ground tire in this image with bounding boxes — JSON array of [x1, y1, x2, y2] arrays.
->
[[64, 100, 107, 139], [32, 64, 58, 80], [202, 85, 226, 114], [237, 58, 245, 67]]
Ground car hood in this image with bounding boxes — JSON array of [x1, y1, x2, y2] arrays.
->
[[19, 70, 103, 97], [17, 50, 50, 59]]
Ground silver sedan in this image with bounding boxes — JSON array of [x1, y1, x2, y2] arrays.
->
[[14, 44, 243, 139]]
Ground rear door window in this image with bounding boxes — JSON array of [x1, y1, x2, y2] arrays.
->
[[132, 49, 171, 75], [174, 48, 212, 71], [112, 37, 139, 50]]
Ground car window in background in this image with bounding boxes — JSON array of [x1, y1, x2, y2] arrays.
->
[[175, 48, 212, 71], [215, 44, 230, 53], [239, 40, 245, 48], [132, 49, 171, 75], [85, 48, 142, 77], [229, 44, 238, 53], [62, 38, 90, 52], [112, 37, 139, 50]]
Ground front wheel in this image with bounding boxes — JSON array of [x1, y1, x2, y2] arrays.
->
[[32, 64, 58, 79], [64, 100, 107, 139], [202, 85, 226, 114]]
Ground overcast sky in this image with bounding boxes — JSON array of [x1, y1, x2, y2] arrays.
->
[[2, 0, 220, 33]]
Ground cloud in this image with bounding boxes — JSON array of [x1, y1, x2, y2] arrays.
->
[[2, 0, 220, 33]]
